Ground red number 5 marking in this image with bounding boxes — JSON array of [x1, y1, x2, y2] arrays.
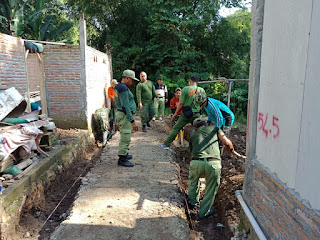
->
[[272, 116, 280, 139]]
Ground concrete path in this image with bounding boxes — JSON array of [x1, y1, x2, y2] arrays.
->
[[50, 119, 191, 240]]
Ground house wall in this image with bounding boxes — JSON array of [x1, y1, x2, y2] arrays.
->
[[244, 0, 320, 239], [85, 46, 111, 131], [0, 33, 28, 95], [43, 45, 86, 128]]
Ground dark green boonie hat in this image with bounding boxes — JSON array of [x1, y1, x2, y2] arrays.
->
[[193, 117, 207, 127], [122, 69, 140, 81]]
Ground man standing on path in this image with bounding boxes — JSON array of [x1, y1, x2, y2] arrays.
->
[[107, 79, 118, 135], [153, 77, 168, 121], [188, 118, 234, 219], [159, 76, 206, 149], [114, 70, 139, 167], [136, 71, 158, 132]]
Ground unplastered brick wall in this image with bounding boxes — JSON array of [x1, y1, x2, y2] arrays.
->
[[43, 44, 86, 128], [26, 54, 42, 92], [85, 46, 111, 130], [244, 163, 320, 240], [0, 33, 28, 94]]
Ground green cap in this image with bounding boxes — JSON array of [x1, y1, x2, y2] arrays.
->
[[122, 69, 140, 81]]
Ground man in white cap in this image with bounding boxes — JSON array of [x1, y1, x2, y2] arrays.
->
[[107, 79, 118, 135]]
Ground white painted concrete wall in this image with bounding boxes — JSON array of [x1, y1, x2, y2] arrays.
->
[[85, 46, 111, 130], [256, 0, 320, 209], [295, 0, 320, 210]]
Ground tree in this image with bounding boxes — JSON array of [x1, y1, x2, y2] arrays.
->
[[0, 0, 26, 36], [0, 0, 77, 43]]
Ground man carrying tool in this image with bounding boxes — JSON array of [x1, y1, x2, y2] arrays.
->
[[114, 70, 139, 167], [188, 118, 234, 219], [153, 77, 168, 121], [136, 71, 158, 132], [159, 76, 206, 150]]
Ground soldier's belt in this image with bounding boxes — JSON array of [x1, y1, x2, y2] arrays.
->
[[117, 109, 135, 114], [192, 157, 220, 161]]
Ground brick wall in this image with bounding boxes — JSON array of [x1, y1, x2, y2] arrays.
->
[[0, 33, 28, 95], [85, 46, 111, 130], [26, 54, 42, 92], [244, 162, 320, 240], [43, 45, 86, 128]]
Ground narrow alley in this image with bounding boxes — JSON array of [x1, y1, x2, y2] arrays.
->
[[50, 119, 191, 240]]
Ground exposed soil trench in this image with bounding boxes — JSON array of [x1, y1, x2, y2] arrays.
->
[[16, 120, 246, 240], [15, 132, 101, 240]]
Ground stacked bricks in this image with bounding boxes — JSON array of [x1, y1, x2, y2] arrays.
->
[[0, 33, 28, 94], [42, 44, 86, 128], [85, 46, 111, 130], [247, 163, 320, 240]]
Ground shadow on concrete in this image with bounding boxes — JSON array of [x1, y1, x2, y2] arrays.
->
[[48, 216, 190, 240]]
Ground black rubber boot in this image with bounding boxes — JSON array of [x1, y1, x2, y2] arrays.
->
[[118, 155, 134, 167], [126, 154, 132, 160], [146, 122, 152, 127], [142, 126, 147, 132]]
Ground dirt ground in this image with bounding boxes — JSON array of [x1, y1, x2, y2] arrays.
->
[[15, 130, 100, 240], [16, 118, 246, 240]]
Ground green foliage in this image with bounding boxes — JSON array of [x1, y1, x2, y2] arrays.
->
[[0, 0, 78, 43]]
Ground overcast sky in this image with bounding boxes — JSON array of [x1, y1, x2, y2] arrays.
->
[[219, 1, 252, 17]]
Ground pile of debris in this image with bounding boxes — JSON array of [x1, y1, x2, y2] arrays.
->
[[0, 87, 57, 193]]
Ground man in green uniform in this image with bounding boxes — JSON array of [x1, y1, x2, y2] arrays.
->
[[93, 108, 110, 147], [159, 76, 206, 149], [114, 69, 139, 167], [188, 118, 234, 219], [136, 71, 158, 132]]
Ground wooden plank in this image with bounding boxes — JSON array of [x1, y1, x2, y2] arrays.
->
[[198, 78, 249, 84], [24, 49, 31, 112], [14, 161, 38, 180], [227, 81, 232, 108], [37, 53, 48, 115]]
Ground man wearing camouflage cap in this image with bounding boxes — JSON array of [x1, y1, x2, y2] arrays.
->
[[113, 70, 139, 167], [188, 117, 234, 219]]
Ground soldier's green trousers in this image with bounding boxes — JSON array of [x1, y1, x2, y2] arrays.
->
[[188, 159, 221, 218], [163, 112, 199, 147], [154, 98, 165, 118], [94, 108, 110, 146], [115, 111, 132, 156], [140, 102, 155, 126]]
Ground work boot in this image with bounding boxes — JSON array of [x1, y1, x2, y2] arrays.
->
[[126, 153, 132, 160], [142, 126, 147, 132], [146, 122, 152, 127], [118, 155, 134, 167]]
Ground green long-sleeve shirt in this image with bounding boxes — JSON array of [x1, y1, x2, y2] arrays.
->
[[189, 126, 222, 159], [136, 80, 157, 104], [114, 83, 136, 123]]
